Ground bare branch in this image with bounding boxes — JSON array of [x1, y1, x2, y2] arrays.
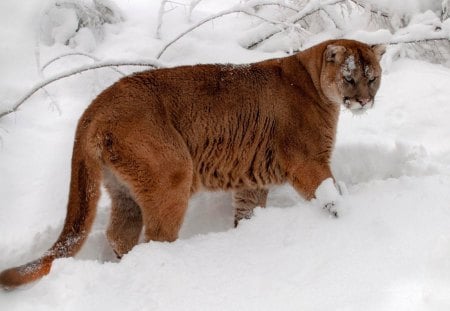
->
[[348, 0, 389, 19], [319, 6, 341, 29], [244, 0, 301, 12], [388, 36, 450, 46], [188, 0, 203, 22], [0, 60, 162, 120], [189, 0, 300, 22], [32, 20, 62, 115], [241, 0, 392, 50], [41, 52, 126, 76], [156, 0, 169, 39], [443, 0, 450, 21], [243, 0, 346, 50], [156, 1, 310, 59]]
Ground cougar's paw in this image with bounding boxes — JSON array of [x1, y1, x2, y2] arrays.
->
[[314, 178, 342, 218], [113, 250, 123, 260], [323, 201, 339, 218]]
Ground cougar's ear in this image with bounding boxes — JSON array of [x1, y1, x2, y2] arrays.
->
[[325, 45, 346, 62], [371, 44, 386, 61]]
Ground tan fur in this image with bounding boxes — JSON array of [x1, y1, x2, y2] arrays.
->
[[0, 39, 384, 288]]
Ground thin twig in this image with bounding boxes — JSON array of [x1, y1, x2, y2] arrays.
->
[[244, 0, 391, 49], [167, 0, 187, 6], [244, 0, 345, 50], [188, 0, 203, 21], [41, 52, 126, 76], [319, 6, 340, 29], [0, 60, 162, 120], [287, 36, 450, 53], [156, 1, 310, 59], [388, 36, 450, 45], [34, 27, 62, 115], [156, 0, 169, 39], [348, 0, 390, 19], [244, 0, 301, 12]]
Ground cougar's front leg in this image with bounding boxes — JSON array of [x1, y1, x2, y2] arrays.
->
[[233, 188, 269, 227], [288, 161, 340, 217]]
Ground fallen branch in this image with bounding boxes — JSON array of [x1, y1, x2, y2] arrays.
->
[[0, 60, 163, 119]]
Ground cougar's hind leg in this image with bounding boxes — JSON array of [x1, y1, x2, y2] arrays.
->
[[115, 157, 192, 243], [102, 123, 193, 245], [104, 169, 143, 258], [139, 174, 191, 243], [233, 188, 269, 227]]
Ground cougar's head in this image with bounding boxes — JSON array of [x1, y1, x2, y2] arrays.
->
[[320, 41, 385, 114]]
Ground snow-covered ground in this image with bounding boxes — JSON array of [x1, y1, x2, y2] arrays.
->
[[1, 1, 450, 310]]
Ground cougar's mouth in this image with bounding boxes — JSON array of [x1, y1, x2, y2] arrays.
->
[[343, 97, 373, 114]]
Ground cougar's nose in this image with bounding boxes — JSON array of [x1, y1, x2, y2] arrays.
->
[[357, 98, 371, 107]]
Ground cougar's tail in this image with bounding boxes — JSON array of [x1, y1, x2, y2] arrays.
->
[[0, 123, 101, 289]]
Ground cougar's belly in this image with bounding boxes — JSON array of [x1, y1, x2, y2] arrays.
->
[[172, 101, 286, 192], [190, 142, 286, 191]]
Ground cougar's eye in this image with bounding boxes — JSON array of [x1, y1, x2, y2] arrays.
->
[[369, 77, 377, 84], [344, 76, 355, 85]]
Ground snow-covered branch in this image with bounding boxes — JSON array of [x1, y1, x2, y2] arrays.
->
[[244, 0, 301, 12], [41, 52, 126, 76], [388, 35, 450, 46], [156, 0, 320, 59], [0, 60, 162, 120], [243, 0, 345, 49], [348, 0, 389, 19], [4, 0, 449, 121], [239, 0, 449, 61], [41, 0, 124, 51], [350, 32, 450, 47]]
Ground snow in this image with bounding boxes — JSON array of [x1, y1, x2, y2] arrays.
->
[[366, 0, 442, 16], [1, 0, 450, 310], [342, 55, 357, 76], [313, 178, 341, 217]]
